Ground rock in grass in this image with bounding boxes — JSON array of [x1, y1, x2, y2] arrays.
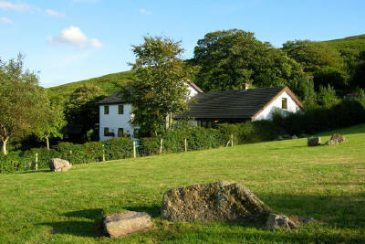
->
[[326, 134, 346, 145], [265, 213, 297, 230], [49, 158, 72, 172], [103, 211, 153, 238], [307, 137, 321, 146], [161, 182, 271, 225]]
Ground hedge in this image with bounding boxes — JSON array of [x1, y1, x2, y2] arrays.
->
[[1, 99, 364, 173]]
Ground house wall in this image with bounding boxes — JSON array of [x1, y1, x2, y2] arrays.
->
[[187, 84, 199, 99], [253, 91, 301, 121], [99, 104, 134, 141]]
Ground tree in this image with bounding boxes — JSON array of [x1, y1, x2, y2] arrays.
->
[[0, 55, 49, 155], [34, 101, 66, 150], [282, 40, 348, 90], [65, 84, 105, 142], [317, 85, 340, 108], [191, 29, 309, 96], [129, 36, 189, 137]]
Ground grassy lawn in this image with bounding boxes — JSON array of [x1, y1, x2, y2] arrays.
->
[[0, 124, 364, 243]]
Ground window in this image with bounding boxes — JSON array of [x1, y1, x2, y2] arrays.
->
[[282, 98, 288, 109], [104, 127, 109, 136], [118, 105, 124, 114], [118, 128, 124, 137], [104, 105, 109, 114], [104, 127, 114, 137]]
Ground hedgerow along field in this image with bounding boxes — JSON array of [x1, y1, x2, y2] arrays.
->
[[0, 124, 364, 243]]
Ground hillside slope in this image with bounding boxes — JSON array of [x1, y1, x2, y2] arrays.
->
[[0, 124, 364, 243], [48, 70, 134, 98], [322, 34, 365, 54]]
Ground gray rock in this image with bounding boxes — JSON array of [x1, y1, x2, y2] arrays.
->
[[307, 137, 321, 146], [291, 135, 298, 139], [326, 133, 346, 145], [265, 213, 297, 230], [161, 182, 271, 225], [104, 211, 153, 238], [49, 158, 72, 172]]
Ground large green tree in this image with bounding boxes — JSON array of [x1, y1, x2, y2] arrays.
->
[[65, 84, 105, 142], [282, 40, 348, 90], [0, 55, 49, 155], [129, 36, 189, 136], [191, 29, 310, 97]]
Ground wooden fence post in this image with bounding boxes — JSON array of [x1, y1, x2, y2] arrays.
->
[[133, 140, 137, 158], [102, 144, 105, 162], [230, 134, 234, 147], [34, 153, 38, 171], [184, 138, 188, 152], [159, 138, 164, 154]]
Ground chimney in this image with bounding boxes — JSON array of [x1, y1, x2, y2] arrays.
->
[[243, 82, 250, 91]]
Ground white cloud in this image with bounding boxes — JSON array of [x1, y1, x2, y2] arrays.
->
[[45, 9, 64, 17], [0, 16, 13, 24], [139, 8, 151, 15], [0, 1, 31, 11], [50, 26, 103, 49]]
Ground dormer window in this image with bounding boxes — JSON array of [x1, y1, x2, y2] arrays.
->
[[118, 105, 124, 114], [282, 98, 288, 109], [104, 105, 109, 114]]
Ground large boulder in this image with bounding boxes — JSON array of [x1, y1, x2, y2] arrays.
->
[[161, 182, 271, 225], [326, 134, 346, 145], [103, 211, 153, 238], [307, 137, 321, 146], [49, 158, 72, 172]]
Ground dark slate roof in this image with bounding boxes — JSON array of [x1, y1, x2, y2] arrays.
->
[[98, 92, 129, 105], [176, 87, 286, 119]]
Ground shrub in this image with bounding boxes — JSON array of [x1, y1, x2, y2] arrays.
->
[[22, 148, 60, 169], [103, 138, 133, 161], [0, 151, 29, 173], [140, 137, 160, 156], [56, 142, 86, 164], [83, 141, 103, 163]]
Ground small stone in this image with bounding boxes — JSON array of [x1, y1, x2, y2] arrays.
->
[[265, 213, 297, 230], [49, 158, 72, 172], [104, 211, 153, 238], [291, 135, 298, 139], [307, 137, 321, 146], [326, 134, 346, 145]]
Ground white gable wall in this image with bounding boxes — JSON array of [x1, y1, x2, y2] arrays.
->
[[253, 91, 301, 121], [99, 104, 134, 141], [187, 84, 199, 99]]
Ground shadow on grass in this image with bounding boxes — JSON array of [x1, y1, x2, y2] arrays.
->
[[122, 204, 161, 218], [38, 208, 104, 237], [18, 169, 50, 174]]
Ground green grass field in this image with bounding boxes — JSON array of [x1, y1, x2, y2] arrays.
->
[[1, 124, 364, 243]]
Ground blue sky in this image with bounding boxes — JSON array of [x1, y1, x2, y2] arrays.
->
[[1, 0, 364, 87]]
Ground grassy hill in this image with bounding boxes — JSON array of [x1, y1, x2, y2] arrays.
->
[[0, 124, 364, 243], [322, 34, 365, 54], [48, 70, 134, 99]]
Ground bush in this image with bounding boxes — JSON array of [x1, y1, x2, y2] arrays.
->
[[0, 151, 29, 173], [140, 137, 160, 156], [103, 138, 133, 161], [22, 148, 60, 169], [56, 142, 86, 164], [83, 141, 103, 163]]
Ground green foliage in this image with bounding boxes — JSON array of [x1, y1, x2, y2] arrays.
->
[[140, 137, 160, 156], [129, 36, 189, 136], [0, 151, 29, 173], [65, 84, 105, 142], [191, 29, 309, 97], [56, 142, 86, 164], [103, 138, 133, 160], [0, 55, 50, 155], [273, 100, 365, 135], [317, 85, 340, 108]]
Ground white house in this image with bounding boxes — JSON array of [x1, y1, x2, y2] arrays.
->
[[175, 86, 303, 126], [98, 82, 203, 141]]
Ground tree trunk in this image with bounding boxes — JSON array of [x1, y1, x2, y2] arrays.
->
[[1, 137, 9, 156], [46, 136, 50, 150]]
